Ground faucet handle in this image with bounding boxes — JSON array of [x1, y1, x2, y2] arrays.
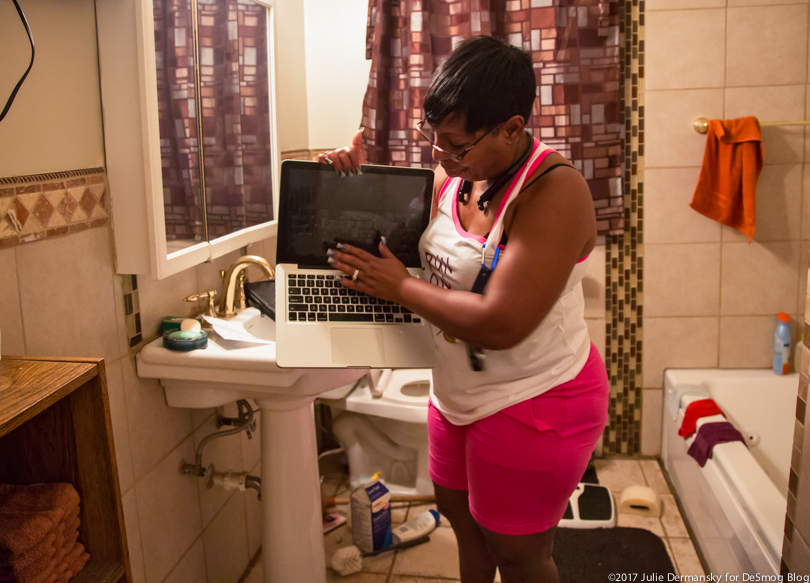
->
[[184, 290, 219, 318]]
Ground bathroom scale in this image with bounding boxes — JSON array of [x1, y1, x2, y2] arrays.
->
[[274, 160, 437, 369]]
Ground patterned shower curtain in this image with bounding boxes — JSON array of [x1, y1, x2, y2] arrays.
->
[[361, 0, 624, 236], [154, 0, 274, 242]]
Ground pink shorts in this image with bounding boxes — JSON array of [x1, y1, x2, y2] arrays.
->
[[427, 343, 609, 535]]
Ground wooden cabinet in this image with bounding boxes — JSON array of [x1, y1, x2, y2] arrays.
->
[[0, 357, 130, 583]]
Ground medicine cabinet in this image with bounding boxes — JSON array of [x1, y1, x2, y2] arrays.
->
[[96, 0, 279, 279]]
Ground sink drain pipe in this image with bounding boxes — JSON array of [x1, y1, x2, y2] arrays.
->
[[181, 399, 261, 499]]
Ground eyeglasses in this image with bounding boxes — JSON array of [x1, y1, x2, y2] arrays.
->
[[415, 119, 500, 162]]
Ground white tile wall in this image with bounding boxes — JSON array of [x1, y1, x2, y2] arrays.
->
[[642, 3, 810, 469]]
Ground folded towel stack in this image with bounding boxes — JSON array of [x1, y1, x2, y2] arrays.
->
[[0, 483, 91, 583]]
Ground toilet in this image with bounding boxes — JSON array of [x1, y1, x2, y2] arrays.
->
[[319, 369, 432, 495]]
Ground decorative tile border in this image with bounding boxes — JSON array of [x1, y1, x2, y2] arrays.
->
[[782, 312, 809, 573], [0, 168, 109, 249], [122, 274, 143, 350], [603, 0, 643, 455]]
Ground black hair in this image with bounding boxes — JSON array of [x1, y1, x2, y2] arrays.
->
[[423, 35, 536, 134]]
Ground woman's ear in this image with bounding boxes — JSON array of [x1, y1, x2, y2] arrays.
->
[[501, 115, 526, 143]]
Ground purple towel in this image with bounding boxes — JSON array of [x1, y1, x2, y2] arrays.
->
[[687, 421, 747, 467]]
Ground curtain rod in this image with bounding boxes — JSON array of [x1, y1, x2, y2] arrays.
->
[[693, 117, 810, 134]]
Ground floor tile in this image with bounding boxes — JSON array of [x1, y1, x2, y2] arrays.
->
[[593, 459, 647, 493], [669, 537, 705, 576], [664, 539, 679, 576], [327, 571, 388, 583], [391, 526, 461, 579], [639, 459, 672, 495], [390, 578, 460, 583], [660, 494, 689, 538]]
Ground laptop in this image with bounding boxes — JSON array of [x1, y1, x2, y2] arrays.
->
[[275, 160, 437, 369]]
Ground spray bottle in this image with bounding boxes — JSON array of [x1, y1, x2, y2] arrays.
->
[[774, 312, 792, 375]]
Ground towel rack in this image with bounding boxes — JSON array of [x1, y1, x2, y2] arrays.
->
[[693, 117, 810, 134]]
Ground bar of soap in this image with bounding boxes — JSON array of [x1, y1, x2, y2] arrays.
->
[[180, 318, 202, 332]]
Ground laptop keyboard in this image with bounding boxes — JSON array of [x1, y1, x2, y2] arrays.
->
[[286, 274, 423, 324]]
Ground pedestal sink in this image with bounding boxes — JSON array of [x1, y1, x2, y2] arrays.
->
[[136, 308, 367, 583]]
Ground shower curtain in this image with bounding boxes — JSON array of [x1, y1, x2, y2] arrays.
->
[[361, 0, 624, 235]]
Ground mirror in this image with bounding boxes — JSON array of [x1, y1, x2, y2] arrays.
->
[[153, 0, 275, 252]]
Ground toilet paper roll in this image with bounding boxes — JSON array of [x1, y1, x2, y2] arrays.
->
[[618, 485, 662, 518]]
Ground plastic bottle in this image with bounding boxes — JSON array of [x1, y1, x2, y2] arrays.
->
[[391, 510, 440, 545], [774, 313, 792, 375]]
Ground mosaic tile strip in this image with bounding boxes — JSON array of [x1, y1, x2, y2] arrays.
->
[[360, 0, 624, 236], [0, 168, 109, 250], [122, 274, 143, 350], [603, 0, 642, 455], [782, 306, 809, 573]]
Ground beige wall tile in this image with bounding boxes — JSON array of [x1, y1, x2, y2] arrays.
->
[[0, 248, 25, 355], [791, 531, 810, 576], [794, 408, 810, 544], [646, 89, 724, 169], [802, 166, 810, 240], [111, 275, 131, 359], [163, 538, 207, 583], [586, 318, 607, 362], [729, 0, 809, 5], [137, 267, 199, 340], [721, 241, 801, 315], [121, 488, 145, 583], [583, 245, 606, 318], [195, 248, 243, 308], [245, 467, 262, 558], [194, 413, 244, 527], [646, 9, 725, 91], [105, 359, 135, 494], [643, 317, 719, 388], [726, 85, 806, 165], [645, 168, 722, 244], [641, 388, 663, 456], [719, 315, 783, 368], [800, 242, 809, 307], [723, 165, 803, 243], [647, 0, 725, 9], [727, 5, 809, 87], [202, 493, 250, 583], [136, 436, 202, 583], [121, 356, 193, 479], [16, 227, 121, 363], [645, 243, 721, 317]]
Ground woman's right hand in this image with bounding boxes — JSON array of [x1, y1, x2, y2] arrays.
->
[[316, 128, 367, 174]]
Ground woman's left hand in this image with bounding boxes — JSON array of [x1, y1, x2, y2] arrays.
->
[[327, 240, 411, 302]]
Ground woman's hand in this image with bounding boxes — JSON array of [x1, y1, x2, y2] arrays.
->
[[327, 240, 411, 302], [316, 129, 366, 175]]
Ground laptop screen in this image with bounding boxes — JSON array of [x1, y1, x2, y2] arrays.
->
[[277, 161, 434, 269]]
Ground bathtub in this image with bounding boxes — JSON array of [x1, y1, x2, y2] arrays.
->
[[662, 369, 798, 576]]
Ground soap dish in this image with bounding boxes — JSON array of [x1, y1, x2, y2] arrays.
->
[[163, 329, 208, 352]]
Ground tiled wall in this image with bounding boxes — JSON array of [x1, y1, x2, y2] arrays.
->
[[0, 222, 277, 583], [641, 1, 810, 461]]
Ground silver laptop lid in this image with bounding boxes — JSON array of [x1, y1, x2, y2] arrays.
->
[[277, 160, 434, 269]]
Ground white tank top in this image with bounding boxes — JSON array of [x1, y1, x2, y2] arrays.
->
[[418, 138, 592, 425]]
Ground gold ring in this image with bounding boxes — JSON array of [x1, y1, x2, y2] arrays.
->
[[352, 269, 360, 282]]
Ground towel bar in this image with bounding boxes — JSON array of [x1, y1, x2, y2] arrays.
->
[[693, 117, 810, 134]]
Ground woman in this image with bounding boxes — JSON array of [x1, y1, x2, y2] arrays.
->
[[320, 35, 609, 583]]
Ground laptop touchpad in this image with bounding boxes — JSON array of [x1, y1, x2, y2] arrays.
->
[[331, 328, 385, 365]]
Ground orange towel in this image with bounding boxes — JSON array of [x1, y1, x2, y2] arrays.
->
[[690, 116, 764, 242]]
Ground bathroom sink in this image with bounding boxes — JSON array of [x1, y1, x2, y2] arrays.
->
[[136, 307, 368, 583], [136, 307, 366, 408]]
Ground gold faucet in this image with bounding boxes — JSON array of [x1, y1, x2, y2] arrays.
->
[[219, 255, 275, 318]]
